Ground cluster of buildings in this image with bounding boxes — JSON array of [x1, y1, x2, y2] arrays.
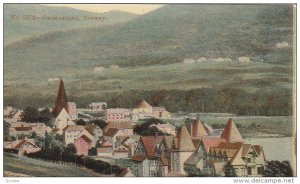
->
[[130, 118, 266, 177], [183, 56, 251, 64], [4, 79, 267, 177]]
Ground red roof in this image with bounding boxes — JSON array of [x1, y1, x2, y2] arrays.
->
[[132, 155, 147, 161], [14, 127, 32, 132], [221, 118, 243, 143], [52, 79, 69, 118], [201, 137, 226, 151], [104, 128, 120, 137], [140, 136, 163, 158], [217, 142, 243, 149]]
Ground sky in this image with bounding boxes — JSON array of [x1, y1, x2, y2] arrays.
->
[[44, 4, 164, 15]]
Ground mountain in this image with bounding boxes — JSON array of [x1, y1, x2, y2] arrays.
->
[[3, 4, 294, 112], [4, 4, 138, 45]]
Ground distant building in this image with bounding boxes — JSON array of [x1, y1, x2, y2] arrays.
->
[[68, 102, 78, 120], [197, 57, 207, 62], [97, 147, 113, 157], [10, 126, 33, 137], [94, 66, 104, 72], [89, 102, 107, 111], [152, 107, 171, 119], [106, 108, 131, 122], [48, 77, 59, 82], [238, 57, 250, 63], [110, 65, 119, 69], [4, 139, 41, 155], [183, 59, 195, 64], [133, 100, 153, 115], [276, 42, 289, 48]]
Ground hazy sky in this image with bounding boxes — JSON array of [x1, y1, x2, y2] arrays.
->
[[45, 4, 164, 14]]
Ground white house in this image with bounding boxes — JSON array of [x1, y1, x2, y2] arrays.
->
[[183, 59, 195, 64], [94, 66, 104, 72], [89, 102, 107, 111], [54, 108, 75, 130], [276, 42, 289, 48], [238, 57, 251, 63]]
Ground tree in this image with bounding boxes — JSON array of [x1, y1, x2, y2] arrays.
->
[[88, 147, 97, 156], [55, 134, 63, 142], [263, 160, 293, 177], [184, 165, 203, 177], [90, 119, 107, 129], [44, 131, 53, 149], [31, 131, 37, 139], [134, 118, 166, 135], [223, 162, 237, 177], [22, 106, 39, 122], [236, 123, 242, 128], [76, 119, 86, 126], [63, 144, 76, 162], [37, 108, 52, 126]]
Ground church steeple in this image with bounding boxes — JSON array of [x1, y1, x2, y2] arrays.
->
[[52, 79, 68, 118]]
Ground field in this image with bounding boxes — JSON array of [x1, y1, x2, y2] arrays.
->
[[3, 152, 104, 177]]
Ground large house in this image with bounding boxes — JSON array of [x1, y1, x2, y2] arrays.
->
[[169, 125, 195, 175], [131, 136, 163, 176], [184, 118, 266, 177]]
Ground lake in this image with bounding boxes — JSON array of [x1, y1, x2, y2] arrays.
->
[[246, 137, 296, 170]]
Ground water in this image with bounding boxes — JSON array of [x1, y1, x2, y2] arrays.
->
[[246, 137, 296, 170]]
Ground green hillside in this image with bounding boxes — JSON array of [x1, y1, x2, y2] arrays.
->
[[4, 4, 138, 45], [3, 4, 295, 115], [4, 152, 105, 177]]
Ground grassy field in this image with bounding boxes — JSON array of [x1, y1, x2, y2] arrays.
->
[[3, 152, 104, 177], [4, 61, 293, 97]]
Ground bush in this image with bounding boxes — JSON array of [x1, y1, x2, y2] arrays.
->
[[263, 160, 293, 177], [223, 162, 237, 177]]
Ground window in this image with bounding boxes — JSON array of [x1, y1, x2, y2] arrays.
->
[[247, 167, 252, 175], [241, 168, 245, 176], [257, 167, 264, 175]]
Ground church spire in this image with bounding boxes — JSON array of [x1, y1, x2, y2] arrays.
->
[[52, 78, 68, 118]]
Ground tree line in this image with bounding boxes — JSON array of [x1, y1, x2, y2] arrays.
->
[[5, 87, 293, 116]]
